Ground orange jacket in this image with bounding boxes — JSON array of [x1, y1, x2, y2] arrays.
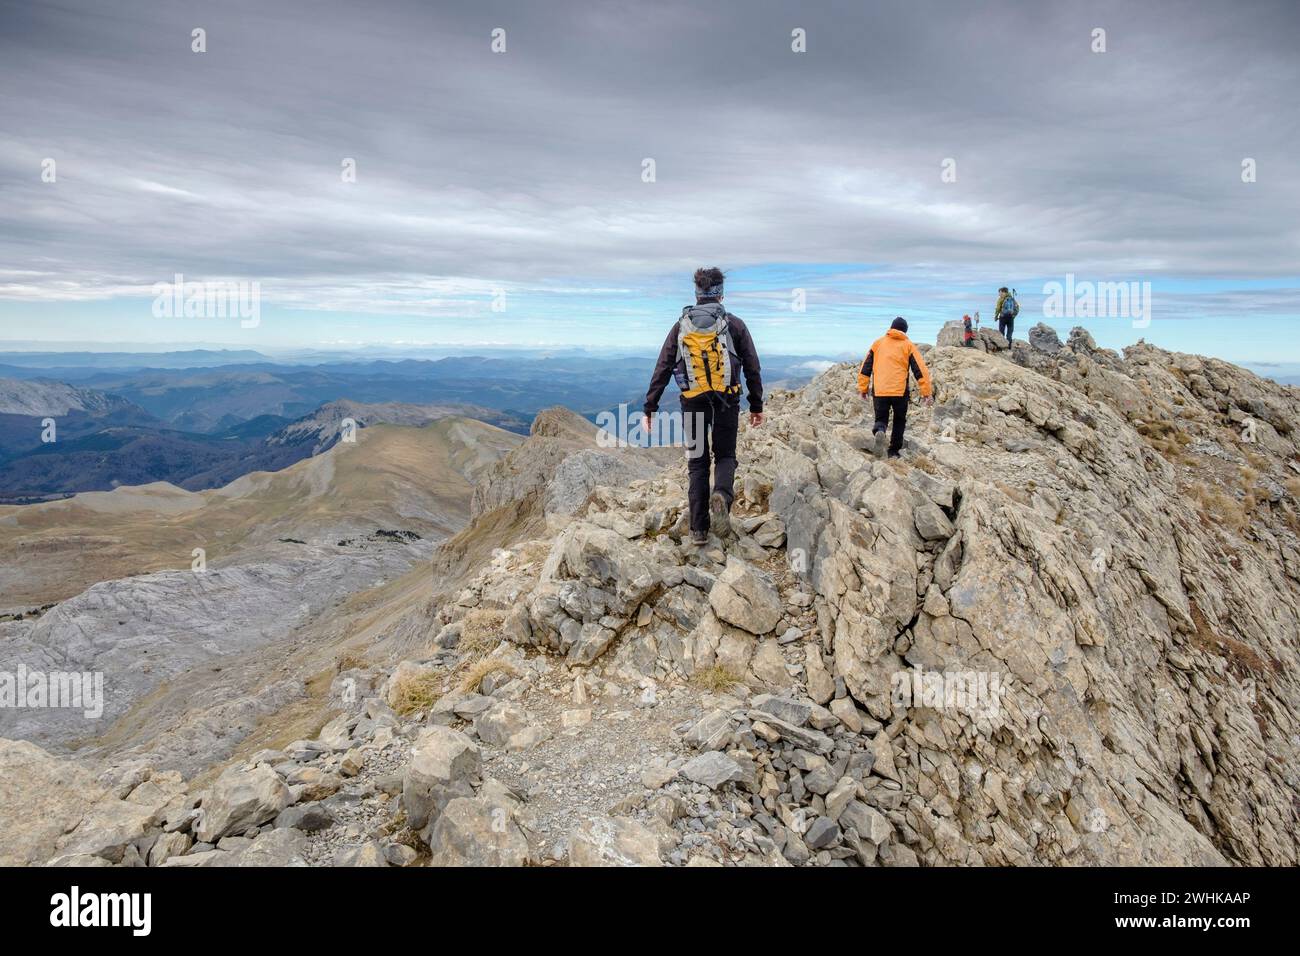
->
[[857, 329, 932, 398]]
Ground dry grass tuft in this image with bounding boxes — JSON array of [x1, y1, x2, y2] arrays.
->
[[457, 656, 518, 695], [1244, 451, 1268, 472], [335, 649, 367, 673], [691, 665, 742, 692], [457, 608, 508, 657], [389, 670, 442, 716], [1136, 419, 1192, 461], [1190, 483, 1248, 533]]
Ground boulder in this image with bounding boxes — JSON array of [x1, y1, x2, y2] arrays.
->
[[750, 639, 793, 688], [195, 763, 291, 844], [54, 798, 157, 864], [402, 726, 481, 832], [333, 842, 389, 867], [568, 815, 662, 867], [427, 793, 535, 866], [683, 709, 734, 750], [274, 802, 335, 832], [148, 832, 192, 866], [1027, 322, 1062, 353], [913, 499, 955, 541], [708, 557, 782, 634], [473, 701, 531, 747], [679, 751, 746, 789], [235, 828, 309, 866]]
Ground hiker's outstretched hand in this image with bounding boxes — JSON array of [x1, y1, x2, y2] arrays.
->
[[641, 414, 652, 435], [749, 412, 764, 427], [923, 396, 935, 407]]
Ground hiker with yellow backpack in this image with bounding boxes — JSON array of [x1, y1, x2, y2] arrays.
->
[[643, 267, 764, 546]]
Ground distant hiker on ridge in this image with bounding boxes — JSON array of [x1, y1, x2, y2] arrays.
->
[[643, 267, 764, 546], [995, 286, 1019, 342], [857, 317, 933, 459]]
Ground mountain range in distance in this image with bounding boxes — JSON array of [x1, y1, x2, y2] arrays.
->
[[0, 348, 835, 502]]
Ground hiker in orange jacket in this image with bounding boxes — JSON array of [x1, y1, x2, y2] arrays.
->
[[857, 317, 933, 458]]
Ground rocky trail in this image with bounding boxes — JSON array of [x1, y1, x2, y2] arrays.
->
[[5, 323, 1299, 867]]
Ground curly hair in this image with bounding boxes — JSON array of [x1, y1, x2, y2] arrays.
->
[[694, 266, 725, 300]]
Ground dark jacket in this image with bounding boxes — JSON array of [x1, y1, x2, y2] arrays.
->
[[643, 310, 763, 416]]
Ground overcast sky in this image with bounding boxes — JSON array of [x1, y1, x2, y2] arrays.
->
[[0, 0, 1297, 357]]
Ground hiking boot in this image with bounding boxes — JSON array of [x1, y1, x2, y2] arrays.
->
[[872, 430, 886, 459], [690, 529, 709, 546], [709, 492, 732, 538]]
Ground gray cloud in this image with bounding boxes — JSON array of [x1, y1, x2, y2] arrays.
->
[[1, 0, 1297, 313]]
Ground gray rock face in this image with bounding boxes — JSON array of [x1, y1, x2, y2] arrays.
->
[[936, 321, 1008, 353], [0, 739, 110, 865], [935, 320, 966, 348], [708, 557, 782, 635], [546, 450, 663, 516], [804, 816, 841, 849], [841, 801, 892, 845], [471, 406, 664, 520], [0, 378, 139, 417], [390, 333, 1300, 867], [978, 328, 1009, 350], [0, 552, 424, 756], [148, 832, 192, 866], [195, 763, 291, 843]]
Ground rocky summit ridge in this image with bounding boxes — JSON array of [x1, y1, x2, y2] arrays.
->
[[3, 323, 1298, 868]]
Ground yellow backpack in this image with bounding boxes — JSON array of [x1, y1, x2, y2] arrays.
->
[[675, 304, 739, 399]]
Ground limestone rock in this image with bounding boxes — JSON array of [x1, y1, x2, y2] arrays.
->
[[679, 751, 746, 789], [569, 815, 662, 867], [402, 726, 481, 832], [195, 763, 291, 844], [708, 557, 782, 635], [428, 793, 535, 866], [0, 739, 110, 866]]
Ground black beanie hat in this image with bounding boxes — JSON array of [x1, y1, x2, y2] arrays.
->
[[890, 317, 909, 333]]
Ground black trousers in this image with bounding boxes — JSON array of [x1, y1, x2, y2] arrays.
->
[[681, 396, 739, 533], [998, 316, 1014, 341], [872, 394, 909, 455]]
